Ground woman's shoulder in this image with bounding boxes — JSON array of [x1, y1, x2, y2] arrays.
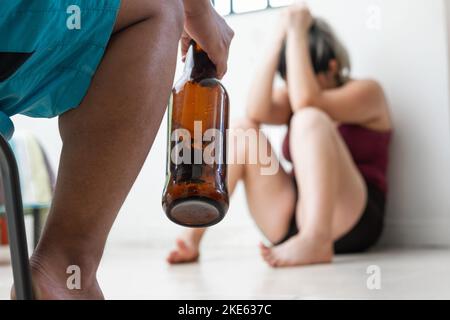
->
[[344, 78, 385, 96], [343, 78, 388, 108], [345, 78, 392, 131]]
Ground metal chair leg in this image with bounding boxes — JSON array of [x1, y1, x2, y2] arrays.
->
[[0, 136, 33, 300]]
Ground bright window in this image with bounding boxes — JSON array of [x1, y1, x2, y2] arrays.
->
[[213, 0, 232, 15], [233, 0, 268, 14], [269, 0, 294, 7], [212, 0, 292, 15]]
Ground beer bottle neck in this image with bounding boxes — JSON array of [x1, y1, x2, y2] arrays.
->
[[189, 41, 217, 81]]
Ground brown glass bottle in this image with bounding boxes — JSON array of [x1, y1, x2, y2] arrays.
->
[[162, 41, 229, 227]]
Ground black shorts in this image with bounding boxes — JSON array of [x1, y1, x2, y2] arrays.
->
[[276, 180, 386, 254]]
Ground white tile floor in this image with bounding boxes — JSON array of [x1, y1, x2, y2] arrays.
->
[[1, 244, 449, 300]]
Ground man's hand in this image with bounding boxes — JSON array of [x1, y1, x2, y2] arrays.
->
[[182, 1, 234, 79]]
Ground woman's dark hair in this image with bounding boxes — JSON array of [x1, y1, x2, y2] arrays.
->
[[278, 18, 350, 84]]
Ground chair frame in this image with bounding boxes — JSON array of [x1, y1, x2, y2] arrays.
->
[[0, 135, 33, 300]]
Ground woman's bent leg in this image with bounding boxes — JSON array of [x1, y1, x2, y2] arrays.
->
[[167, 118, 297, 264], [235, 119, 296, 243], [261, 108, 367, 267]]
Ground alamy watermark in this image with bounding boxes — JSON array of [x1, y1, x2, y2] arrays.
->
[[366, 265, 381, 290], [66, 265, 81, 290], [66, 5, 81, 30], [366, 4, 382, 31], [170, 121, 279, 176]]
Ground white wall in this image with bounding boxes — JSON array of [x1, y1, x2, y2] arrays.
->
[[12, 0, 450, 248], [379, 0, 450, 247]]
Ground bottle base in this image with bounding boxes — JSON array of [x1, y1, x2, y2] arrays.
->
[[166, 197, 226, 228]]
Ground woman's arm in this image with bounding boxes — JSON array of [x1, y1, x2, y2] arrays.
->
[[285, 5, 389, 127], [246, 28, 292, 125], [304, 79, 390, 127]]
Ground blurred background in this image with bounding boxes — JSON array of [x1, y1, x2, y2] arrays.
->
[[7, 0, 450, 262]]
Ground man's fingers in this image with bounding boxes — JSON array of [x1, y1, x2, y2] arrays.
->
[[180, 33, 231, 78], [216, 61, 227, 79], [210, 44, 231, 78]]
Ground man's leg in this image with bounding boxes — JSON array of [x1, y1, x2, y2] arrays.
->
[[28, 0, 184, 299]]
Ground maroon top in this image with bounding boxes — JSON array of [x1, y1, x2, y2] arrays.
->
[[282, 124, 391, 195]]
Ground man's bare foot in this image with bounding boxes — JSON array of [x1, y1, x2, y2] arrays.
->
[[11, 256, 104, 300], [259, 234, 333, 267], [167, 234, 200, 264]]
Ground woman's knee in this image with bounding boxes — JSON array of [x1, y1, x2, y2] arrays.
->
[[231, 117, 260, 131], [290, 108, 334, 136]]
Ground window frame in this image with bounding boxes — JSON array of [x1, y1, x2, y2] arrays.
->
[[212, 0, 290, 16]]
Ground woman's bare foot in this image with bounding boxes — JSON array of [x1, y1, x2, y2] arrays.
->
[[167, 233, 201, 264], [259, 234, 333, 267]]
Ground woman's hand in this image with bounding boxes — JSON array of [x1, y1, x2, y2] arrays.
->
[[284, 3, 313, 33], [182, 3, 234, 79]]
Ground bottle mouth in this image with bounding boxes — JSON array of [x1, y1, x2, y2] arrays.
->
[[189, 41, 217, 81], [193, 41, 203, 52], [173, 41, 219, 92]]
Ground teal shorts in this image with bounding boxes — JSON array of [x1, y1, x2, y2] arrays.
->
[[0, 0, 121, 139]]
